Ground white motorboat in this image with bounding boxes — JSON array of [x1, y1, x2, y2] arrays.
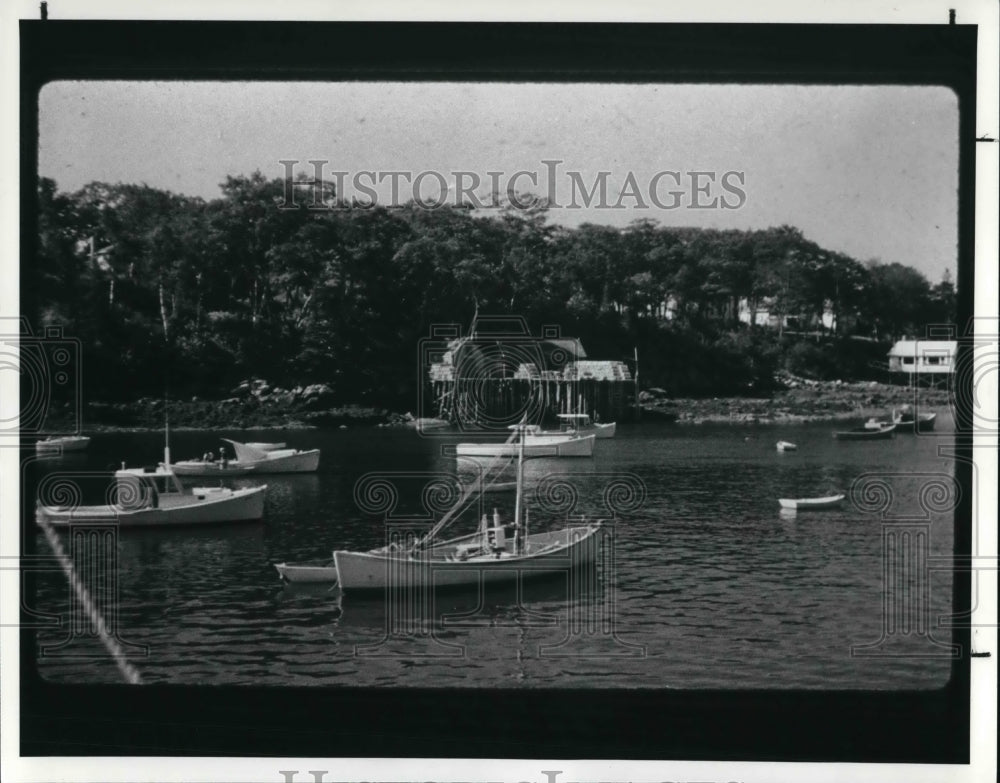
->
[[35, 435, 91, 453], [36, 458, 266, 527], [776, 440, 798, 452], [223, 439, 320, 473], [778, 494, 846, 511], [455, 433, 595, 458], [555, 413, 616, 438]]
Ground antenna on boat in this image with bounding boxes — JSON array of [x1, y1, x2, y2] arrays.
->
[[513, 418, 525, 554], [164, 394, 171, 467]]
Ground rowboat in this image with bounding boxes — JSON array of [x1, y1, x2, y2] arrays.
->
[[778, 494, 845, 511], [36, 459, 266, 527], [413, 417, 451, 431], [455, 433, 595, 458], [274, 559, 338, 583], [292, 427, 604, 591], [555, 413, 616, 439], [775, 440, 797, 452], [892, 409, 937, 433], [170, 460, 257, 477], [35, 435, 90, 453], [834, 423, 896, 440]]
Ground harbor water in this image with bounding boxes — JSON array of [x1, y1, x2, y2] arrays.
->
[[26, 416, 959, 688]]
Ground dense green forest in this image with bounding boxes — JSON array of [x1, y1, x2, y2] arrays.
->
[[31, 174, 956, 407]]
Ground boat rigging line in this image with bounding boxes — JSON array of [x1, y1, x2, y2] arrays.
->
[[36, 517, 143, 685]]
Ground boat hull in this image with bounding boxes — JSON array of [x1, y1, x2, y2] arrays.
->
[[37, 486, 267, 527], [455, 434, 595, 458], [590, 422, 616, 438], [222, 440, 321, 473], [275, 561, 338, 583], [778, 494, 845, 510], [834, 424, 896, 440], [36, 436, 90, 453], [893, 413, 937, 433], [171, 461, 256, 477], [248, 449, 321, 473], [333, 524, 602, 591]]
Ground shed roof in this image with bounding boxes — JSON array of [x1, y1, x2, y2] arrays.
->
[[887, 340, 958, 358]]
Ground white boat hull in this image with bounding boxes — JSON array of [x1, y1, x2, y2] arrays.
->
[[778, 494, 845, 511], [243, 449, 320, 473], [171, 461, 256, 477], [275, 560, 338, 583], [37, 485, 267, 527], [333, 524, 601, 590], [36, 436, 91, 453], [893, 413, 937, 432], [455, 434, 595, 458], [223, 439, 321, 473], [589, 422, 616, 438]]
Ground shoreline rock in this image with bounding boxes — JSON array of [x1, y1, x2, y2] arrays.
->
[[47, 376, 950, 433], [639, 378, 951, 426]]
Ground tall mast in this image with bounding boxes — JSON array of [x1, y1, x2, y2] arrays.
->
[[164, 393, 171, 467], [513, 424, 525, 547]]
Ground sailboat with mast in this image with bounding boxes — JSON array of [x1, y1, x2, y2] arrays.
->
[[276, 426, 603, 587]]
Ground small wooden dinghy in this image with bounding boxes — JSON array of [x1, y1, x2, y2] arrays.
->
[[776, 440, 798, 452], [171, 460, 257, 477], [274, 560, 338, 583], [834, 423, 896, 440], [778, 494, 846, 511], [892, 409, 937, 432]]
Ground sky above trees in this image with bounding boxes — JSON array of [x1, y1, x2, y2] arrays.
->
[[38, 81, 958, 283]]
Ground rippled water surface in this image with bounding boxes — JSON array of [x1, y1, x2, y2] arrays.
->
[[28, 416, 959, 688]]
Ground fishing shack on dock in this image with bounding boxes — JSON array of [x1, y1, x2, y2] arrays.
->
[[427, 328, 632, 427]]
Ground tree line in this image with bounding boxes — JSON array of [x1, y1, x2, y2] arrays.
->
[[33, 174, 957, 405]]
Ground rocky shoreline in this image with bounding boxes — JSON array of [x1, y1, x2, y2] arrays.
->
[[53, 375, 950, 433], [640, 375, 951, 425]]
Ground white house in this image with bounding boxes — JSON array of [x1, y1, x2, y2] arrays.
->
[[737, 297, 837, 331], [887, 340, 957, 375]]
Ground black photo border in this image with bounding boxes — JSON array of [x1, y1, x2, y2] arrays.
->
[[18, 20, 977, 763]]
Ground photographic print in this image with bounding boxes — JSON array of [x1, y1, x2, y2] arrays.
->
[[28, 79, 963, 690], [3, 4, 996, 781]]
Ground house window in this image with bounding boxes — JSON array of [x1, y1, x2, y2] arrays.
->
[[901, 357, 914, 366], [925, 356, 941, 366]]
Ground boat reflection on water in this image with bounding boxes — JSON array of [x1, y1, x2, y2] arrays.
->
[[278, 562, 606, 631]]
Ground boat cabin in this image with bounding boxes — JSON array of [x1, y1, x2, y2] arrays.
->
[[556, 413, 595, 432], [114, 465, 185, 509]]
